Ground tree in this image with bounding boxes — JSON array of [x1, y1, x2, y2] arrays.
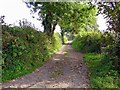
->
[[25, 1, 97, 37], [97, 1, 120, 73]]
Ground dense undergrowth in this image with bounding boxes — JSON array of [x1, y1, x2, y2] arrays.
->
[[2, 25, 64, 82], [72, 30, 120, 88], [72, 31, 103, 53]]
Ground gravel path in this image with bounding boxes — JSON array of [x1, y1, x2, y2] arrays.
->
[[2, 43, 90, 88]]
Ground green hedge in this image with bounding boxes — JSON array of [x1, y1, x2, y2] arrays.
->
[[2, 26, 62, 82], [72, 31, 103, 53]]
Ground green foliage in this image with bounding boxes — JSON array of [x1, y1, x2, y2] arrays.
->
[[102, 44, 120, 73], [72, 31, 103, 53], [26, 2, 97, 35], [97, 2, 120, 74], [98, 2, 120, 33], [72, 30, 120, 87], [100, 32, 120, 73], [63, 35, 68, 43], [83, 53, 120, 88], [51, 32, 62, 52], [2, 26, 62, 82]]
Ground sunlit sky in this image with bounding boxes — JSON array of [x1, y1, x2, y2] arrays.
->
[[0, 0, 107, 32]]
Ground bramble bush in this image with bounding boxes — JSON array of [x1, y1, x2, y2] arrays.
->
[[2, 25, 62, 82]]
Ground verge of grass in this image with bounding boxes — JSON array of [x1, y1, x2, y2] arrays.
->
[[83, 53, 120, 88]]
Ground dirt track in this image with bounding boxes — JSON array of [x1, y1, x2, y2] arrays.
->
[[2, 43, 90, 88]]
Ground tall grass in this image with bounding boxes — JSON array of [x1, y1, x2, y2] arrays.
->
[[83, 53, 119, 88]]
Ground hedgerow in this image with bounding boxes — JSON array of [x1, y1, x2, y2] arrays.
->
[[2, 25, 62, 82], [72, 31, 103, 53]]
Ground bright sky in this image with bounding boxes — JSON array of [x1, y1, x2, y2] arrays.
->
[[0, 0, 107, 32], [97, 14, 107, 31]]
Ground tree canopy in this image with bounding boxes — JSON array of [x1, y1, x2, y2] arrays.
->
[[25, 1, 97, 37], [97, 2, 120, 33]]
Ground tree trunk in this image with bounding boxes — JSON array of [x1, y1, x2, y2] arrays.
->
[[61, 30, 65, 44], [43, 12, 57, 37], [50, 21, 57, 37]]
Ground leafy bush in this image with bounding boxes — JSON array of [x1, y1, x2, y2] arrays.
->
[[2, 26, 62, 82], [83, 53, 120, 88], [101, 32, 120, 74], [51, 33, 62, 52], [72, 31, 103, 53], [63, 35, 68, 43]]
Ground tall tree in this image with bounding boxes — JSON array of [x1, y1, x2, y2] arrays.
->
[[97, 1, 120, 73], [25, 1, 97, 37]]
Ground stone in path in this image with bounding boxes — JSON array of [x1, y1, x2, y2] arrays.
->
[[2, 44, 90, 88]]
